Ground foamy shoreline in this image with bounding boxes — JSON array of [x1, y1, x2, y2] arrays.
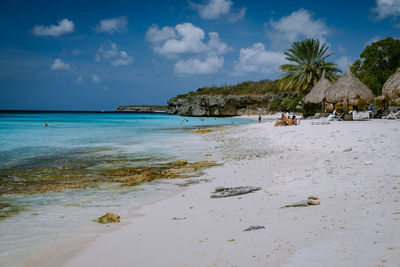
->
[[50, 119, 399, 267]]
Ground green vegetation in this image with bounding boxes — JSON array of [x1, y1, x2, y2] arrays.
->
[[351, 37, 400, 96], [169, 37, 400, 115], [169, 79, 302, 112], [171, 80, 279, 100], [280, 95, 303, 111], [278, 38, 341, 94]]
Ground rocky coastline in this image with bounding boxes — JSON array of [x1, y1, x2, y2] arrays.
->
[[167, 94, 282, 117], [115, 105, 169, 113]]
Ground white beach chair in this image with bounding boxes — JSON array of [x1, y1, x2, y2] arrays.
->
[[352, 111, 370, 121], [383, 111, 399, 121], [311, 114, 334, 125]]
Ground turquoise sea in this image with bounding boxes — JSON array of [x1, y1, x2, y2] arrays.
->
[[0, 112, 250, 266]]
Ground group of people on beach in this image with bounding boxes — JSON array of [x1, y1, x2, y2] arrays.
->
[[274, 113, 298, 127]]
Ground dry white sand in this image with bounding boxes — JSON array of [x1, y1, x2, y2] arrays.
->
[[52, 119, 400, 267]]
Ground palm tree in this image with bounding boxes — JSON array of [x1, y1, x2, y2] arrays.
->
[[278, 39, 341, 94]]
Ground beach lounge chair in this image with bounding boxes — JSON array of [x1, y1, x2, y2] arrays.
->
[[311, 114, 334, 125], [352, 111, 370, 121], [334, 113, 344, 121], [383, 111, 399, 121]]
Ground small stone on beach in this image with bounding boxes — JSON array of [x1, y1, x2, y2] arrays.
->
[[308, 200, 320, 205]]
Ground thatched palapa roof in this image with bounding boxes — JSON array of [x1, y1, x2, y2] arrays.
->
[[325, 66, 374, 106], [382, 68, 400, 105], [302, 73, 332, 104]]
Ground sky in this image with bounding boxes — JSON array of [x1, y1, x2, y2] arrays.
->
[[0, 0, 399, 111]]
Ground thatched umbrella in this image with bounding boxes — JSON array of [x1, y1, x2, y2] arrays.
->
[[382, 68, 400, 105], [325, 66, 374, 110], [302, 72, 332, 105]]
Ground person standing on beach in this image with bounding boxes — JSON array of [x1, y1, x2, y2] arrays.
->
[[258, 113, 262, 123]]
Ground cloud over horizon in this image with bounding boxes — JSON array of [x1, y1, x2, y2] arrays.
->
[[146, 23, 228, 57], [174, 56, 224, 75], [33, 19, 75, 37], [147, 22, 229, 75], [95, 16, 128, 34]]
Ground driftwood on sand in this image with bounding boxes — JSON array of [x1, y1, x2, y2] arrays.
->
[[210, 186, 261, 198]]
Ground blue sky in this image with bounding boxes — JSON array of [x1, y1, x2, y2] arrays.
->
[[0, 0, 399, 110]]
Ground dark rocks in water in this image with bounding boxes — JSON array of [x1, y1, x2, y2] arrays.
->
[[0, 203, 10, 210], [210, 186, 261, 198], [94, 212, 120, 224], [244, 225, 265, 232], [167, 160, 188, 166], [0, 159, 216, 195]]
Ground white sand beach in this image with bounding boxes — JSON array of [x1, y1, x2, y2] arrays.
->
[[51, 119, 400, 267]]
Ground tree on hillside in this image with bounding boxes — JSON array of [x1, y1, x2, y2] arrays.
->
[[351, 37, 400, 96], [278, 39, 341, 94]]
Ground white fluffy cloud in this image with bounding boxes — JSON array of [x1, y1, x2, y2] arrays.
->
[[95, 42, 133, 67], [233, 43, 287, 75], [265, 9, 328, 46], [51, 58, 70, 70], [190, 0, 246, 22], [95, 16, 128, 34], [91, 74, 101, 83], [147, 23, 229, 75], [174, 56, 224, 75], [146, 23, 228, 57], [371, 0, 400, 20], [33, 19, 74, 37]]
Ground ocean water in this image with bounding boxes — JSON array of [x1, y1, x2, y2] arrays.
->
[[0, 112, 250, 266]]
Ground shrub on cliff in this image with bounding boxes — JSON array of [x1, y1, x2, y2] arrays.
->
[[172, 79, 280, 100]]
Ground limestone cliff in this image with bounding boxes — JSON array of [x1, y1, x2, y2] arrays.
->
[[167, 94, 282, 116]]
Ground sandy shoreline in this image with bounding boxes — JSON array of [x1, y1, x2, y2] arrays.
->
[[48, 119, 399, 267]]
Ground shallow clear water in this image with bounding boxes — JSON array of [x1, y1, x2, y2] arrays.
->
[[0, 112, 249, 266]]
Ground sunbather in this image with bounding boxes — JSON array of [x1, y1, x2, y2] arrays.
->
[[274, 113, 287, 127], [292, 115, 298, 125], [287, 116, 293, 126]]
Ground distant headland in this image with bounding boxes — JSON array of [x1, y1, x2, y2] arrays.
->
[[115, 105, 169, 113]]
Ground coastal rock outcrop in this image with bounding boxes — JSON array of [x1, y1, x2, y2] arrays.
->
[[168, 94, 281, 117], [115, 105, 169, 113]]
